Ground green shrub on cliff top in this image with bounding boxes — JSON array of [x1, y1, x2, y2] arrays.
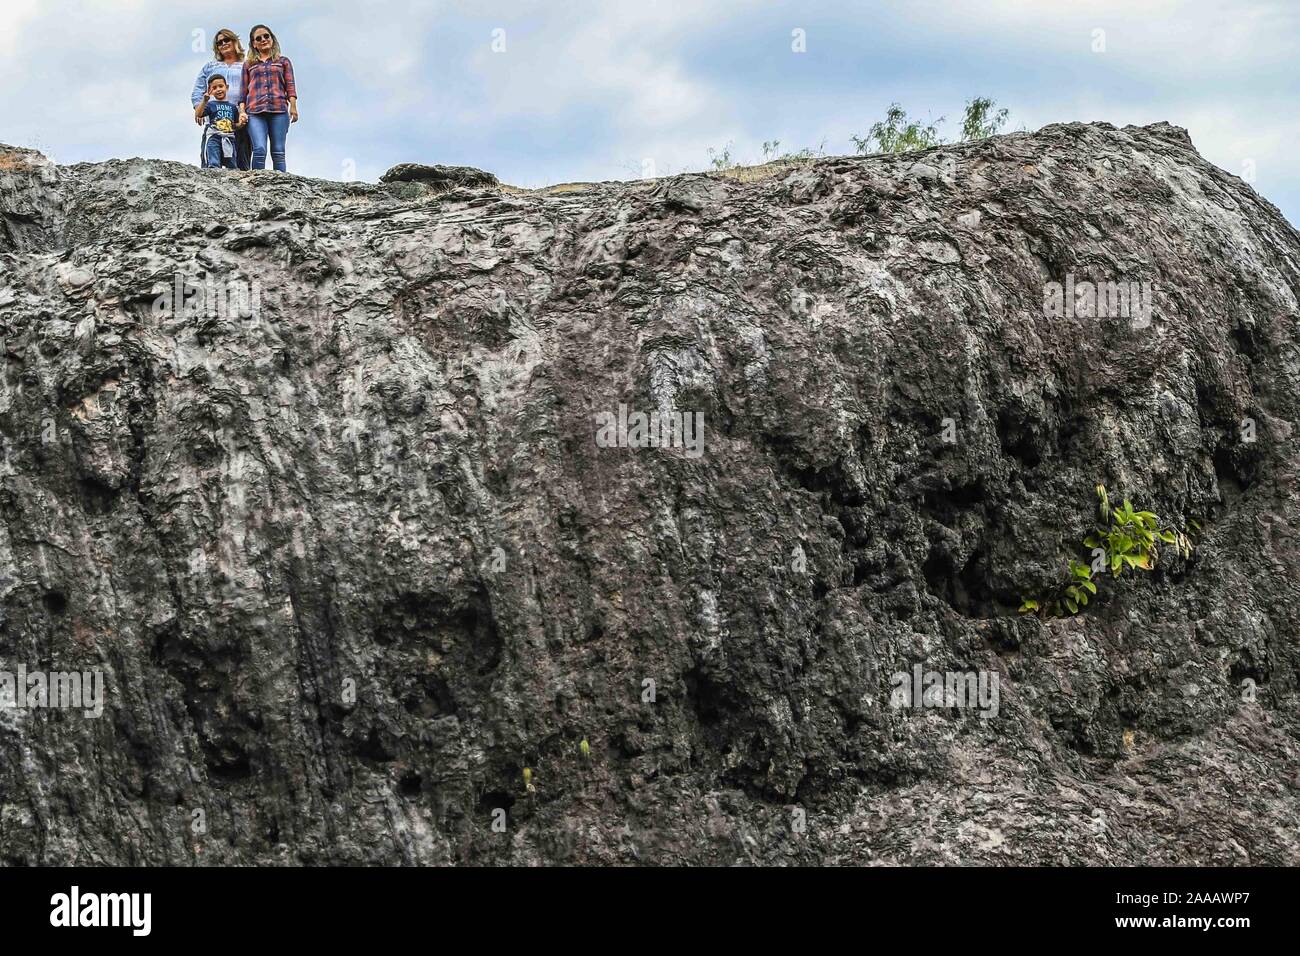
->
[[851, 97, 1011, 155]]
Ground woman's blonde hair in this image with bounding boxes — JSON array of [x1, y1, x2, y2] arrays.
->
[[246, 24, 282, 62], [211, 28, 244, 61]]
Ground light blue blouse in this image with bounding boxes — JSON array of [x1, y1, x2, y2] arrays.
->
[[190, 60, 245, 107]]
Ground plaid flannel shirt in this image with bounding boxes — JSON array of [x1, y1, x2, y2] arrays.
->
[[241, 56, 297, 114]]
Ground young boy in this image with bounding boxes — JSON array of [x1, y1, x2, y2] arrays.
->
[[194, 75, 247, 169]]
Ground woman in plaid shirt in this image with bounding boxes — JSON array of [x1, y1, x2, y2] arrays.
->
[[241, 24, 298, 172]]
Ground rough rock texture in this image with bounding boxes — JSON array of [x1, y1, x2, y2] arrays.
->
[[379, 162, 500, 190], [0, 122, 1298, 866]]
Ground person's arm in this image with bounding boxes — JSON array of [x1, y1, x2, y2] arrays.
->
[[191, 63, 211, 123], [193, 94, 210, 124], [237, 102, 248, 128], [190, 63, 211, 107], [241, 62, 252, 112], [284, 58, 298, 122]]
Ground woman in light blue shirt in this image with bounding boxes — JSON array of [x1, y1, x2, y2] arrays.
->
[[190, 28, 250, 169]]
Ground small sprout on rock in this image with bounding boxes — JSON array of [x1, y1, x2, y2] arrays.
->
[[1021, 484, 1193, 618], [522, 767, 534, 794], [579, 738, 590, 760]]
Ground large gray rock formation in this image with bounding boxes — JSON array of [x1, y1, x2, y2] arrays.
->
[[0, 122, 1297, 865]]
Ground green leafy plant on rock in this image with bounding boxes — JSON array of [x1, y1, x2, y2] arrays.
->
[[851, 103, 944, 155], [707, 142, 737, 171], [851, 97, 1011, 155], [1020, 484, 1194, 618], [959, 96, 1011, 143]]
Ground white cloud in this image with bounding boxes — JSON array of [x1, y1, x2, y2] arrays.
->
[[457, 0, 744, 129], [0, 0, 40, 56]]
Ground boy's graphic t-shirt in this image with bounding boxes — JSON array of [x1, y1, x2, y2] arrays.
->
[[204, 99, 240, 135]]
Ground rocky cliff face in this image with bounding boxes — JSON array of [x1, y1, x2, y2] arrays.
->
[[0, 122, 1298, 865]]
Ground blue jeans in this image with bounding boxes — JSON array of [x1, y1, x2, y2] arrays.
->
[[203, 134, 237, 169], [247, 111, 290, 171]]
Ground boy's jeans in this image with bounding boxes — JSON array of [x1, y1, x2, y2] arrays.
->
[[204, 134, 237, 169], [247, 112, 290, 171]]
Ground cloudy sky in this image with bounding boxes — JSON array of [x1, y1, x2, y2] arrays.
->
[[2, 0, 1295, 223]]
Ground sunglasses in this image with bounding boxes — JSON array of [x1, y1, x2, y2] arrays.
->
[[254, 34, 272, 41], [217, 38, 233, 45]]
